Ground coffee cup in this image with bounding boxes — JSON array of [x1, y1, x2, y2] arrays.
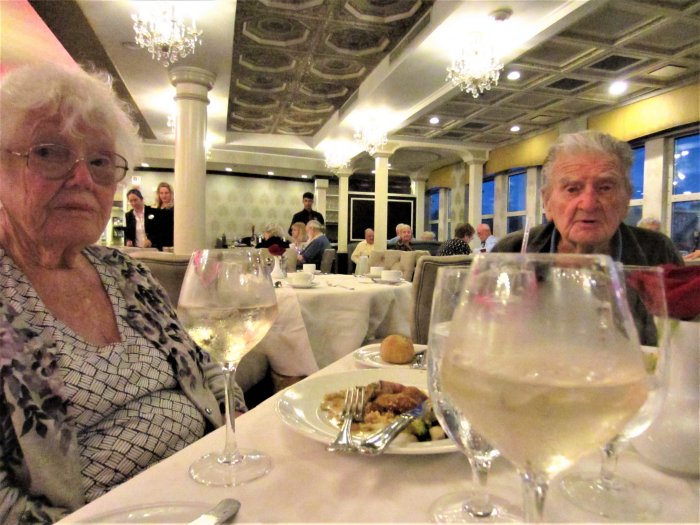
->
[[369, 266, 384, 277], [303, 263, 316, 274], [287, 271, 314, 286], [381, 269, 402, 282]]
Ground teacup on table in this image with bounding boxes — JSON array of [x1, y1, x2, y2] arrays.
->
[[381, 269, 402, 282], [288, 271, 314, 286], [302, 264, 316, 274], [369, 266, 384, 277]]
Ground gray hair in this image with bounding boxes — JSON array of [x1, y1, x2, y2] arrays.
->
[[306, 220, 323, 232], [263, 223, 285, 238], [637, 217, 661, 229], [0, 63, 141, 172], [541, 130, 633, 196]]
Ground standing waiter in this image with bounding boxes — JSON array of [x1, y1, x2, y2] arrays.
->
[[289, 191, 324, 234]]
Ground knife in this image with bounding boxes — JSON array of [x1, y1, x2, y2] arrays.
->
[[188, 498, 241, 525], [356, 401, 429, 455]]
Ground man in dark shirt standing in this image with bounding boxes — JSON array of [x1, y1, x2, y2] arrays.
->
[[289, 192, 324, 234]]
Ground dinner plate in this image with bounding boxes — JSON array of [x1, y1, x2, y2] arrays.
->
[[354, 343, 428, 369], [275, 368, 457, 455], [90, 502, 211, 523]]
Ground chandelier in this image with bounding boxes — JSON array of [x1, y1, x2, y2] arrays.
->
[[446, 8, 512, 98], [324, 151, 351, 171], [354, 125, 388, 156], [132, 5, 203, 66]]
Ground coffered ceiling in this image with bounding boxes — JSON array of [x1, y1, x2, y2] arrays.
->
[[3, 0, 699, 179]]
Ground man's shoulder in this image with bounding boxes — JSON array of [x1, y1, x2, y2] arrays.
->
[[621, 224, 683, 265]]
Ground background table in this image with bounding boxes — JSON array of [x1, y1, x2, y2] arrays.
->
[[257, 274, 412, 374], [59, 353, 699, 524]]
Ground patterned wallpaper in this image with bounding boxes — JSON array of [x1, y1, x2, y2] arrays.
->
[[120, 171, 315, 248]]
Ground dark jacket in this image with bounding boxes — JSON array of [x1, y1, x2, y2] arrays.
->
[[288, 209, 324, 234], [154, 207, 174, 249], [300, 234, 331, 268], [125, 206, 160, 249], [493, 221, 684, 266]]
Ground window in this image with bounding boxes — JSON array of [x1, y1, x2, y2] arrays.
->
[[630, 146, 645, 200], [624, 205, 642, 227], [670, 133, 700, 254], [506, 171, 526, 233], [481, 178, 495, 225]]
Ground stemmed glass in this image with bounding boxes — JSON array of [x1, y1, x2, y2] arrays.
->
[[178, 249, 278, 486], [439, 253, 650, 522], [559, 265, 670, 520], [427, 266, 520, 523]]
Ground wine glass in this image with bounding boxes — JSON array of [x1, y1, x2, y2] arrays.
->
[[439, 253, 650, 522], [427, 266, 521, 523], [178, 248, 278, 486], [559, 265, 670, 520]]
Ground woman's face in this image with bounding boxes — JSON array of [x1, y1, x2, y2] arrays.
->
[[158, 186, 172, 205], [0, 119, 116, 249], [128, 193, 144, 211], [292, 225, 301, 239]]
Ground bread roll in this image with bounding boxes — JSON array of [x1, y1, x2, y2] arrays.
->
[[380, 334, 415, 364]]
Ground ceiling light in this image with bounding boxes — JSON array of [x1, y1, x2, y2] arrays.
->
[[225, 167, 233, 172], [609, 81, 628, 95], [681, 150, 689, 156], [140, 163, 150, 168], [506, 71, 521, 81], [446, 8, 512, 98], [132, 5, 202, 66], [301, 174, 309, 179], [429, 116, 440, 125], [267, 171, 274, 176], [510, 125, 521, 132], [354, 122, 388, 156], [324, 150, 352, 171]]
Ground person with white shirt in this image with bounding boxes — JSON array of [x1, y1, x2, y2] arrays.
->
[[475, 223, 498, 253]]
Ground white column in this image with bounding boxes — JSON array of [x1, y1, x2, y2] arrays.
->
[[373, 150, 391, 251], [494, 175, 508, 237], [466, 161, 484, 228], [643, 137, 667, 227], [450, 163, 467, 237], [315, 178, 329, 218], [335, 168, 352, 253], [169, 66, 215, 254], [411, 170, 429, 236], [526, 166, 541, 226]]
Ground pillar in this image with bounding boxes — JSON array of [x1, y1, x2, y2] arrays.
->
[[335, 168, 352, 253], [373, 150, 391, 250], [411, 170, 429, 236], [169, 66, 216, 254], [466, 161, 484, 229]]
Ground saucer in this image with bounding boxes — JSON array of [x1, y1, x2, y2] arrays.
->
[[288, 281, 318, 289]]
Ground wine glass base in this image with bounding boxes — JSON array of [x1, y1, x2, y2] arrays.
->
[[559, 473, 661, 521], [430, 491, 521, 523], [189, 449, 272, 487]]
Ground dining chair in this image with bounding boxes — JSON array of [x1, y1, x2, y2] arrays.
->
[[410, 254, 473, 344], [320, 248, 336, 273]]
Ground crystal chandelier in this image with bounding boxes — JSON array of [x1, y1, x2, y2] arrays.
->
[[353, 125, 388, 156], [446, 8, 512, 98], [132, 5, 202, 66], [324, 151, 351, 171]]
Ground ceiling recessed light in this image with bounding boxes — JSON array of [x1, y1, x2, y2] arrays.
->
[[301, 174, 309, 179], [267, 171, 274, 176], [510, 125, 521, 133], [609, 81, 628, 95], [225, 167, 233, 172], [140, 162, 149, 168], [507, 71, 521, 81], [429, 116, 440, 125]]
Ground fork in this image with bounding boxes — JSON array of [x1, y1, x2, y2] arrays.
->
[[326, 386, 365, 452], [327, 282, 355, 290]]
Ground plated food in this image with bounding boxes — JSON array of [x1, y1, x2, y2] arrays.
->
[[354, 338, 428, 369], [321, 380, 446, 443], [275, 368, 457, 455]]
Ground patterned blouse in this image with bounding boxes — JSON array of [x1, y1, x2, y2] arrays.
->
[[0, 246, 245, 524], [437, 238, 472, 256]]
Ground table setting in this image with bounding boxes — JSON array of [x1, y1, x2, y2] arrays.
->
[[57, 254, 699, 524]]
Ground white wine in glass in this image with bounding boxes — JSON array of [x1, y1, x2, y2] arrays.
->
[[440, 254, 649, 522], [428, 266, 520, 523], [559, 265, 670, 520], [178, 249, 278, 486]]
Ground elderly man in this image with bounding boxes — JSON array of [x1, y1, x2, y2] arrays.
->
[[394, 224, 414, 251], [351, 228, 375, 265], [297, 220, 331, 268], [387, 223, 404, 246], [493, 130, 683, 265], [475, 223, 498, 253]]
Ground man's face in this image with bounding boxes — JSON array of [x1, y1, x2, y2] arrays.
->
[[303, 197, 314, 211], [365, 230, 374, 244], [543, 151, 630, 254], [399, 227, 412, 242], [476, 227, 489, 242]]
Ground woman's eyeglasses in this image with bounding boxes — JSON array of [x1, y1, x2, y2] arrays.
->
[[7, 143, 129, 185]]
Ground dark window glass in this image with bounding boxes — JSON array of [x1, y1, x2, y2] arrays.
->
[[507, 215, 525, 233], [624, 205, 642, 227], [482, 217, 493, 231], [673, 134, 700, 195], [508, 172, 526, 212], [630, 147, 644, 200], [482, 179, 495, 215], [429, 190, 440, 221], [671, 200, 700, 254], [430, 223, 439, 237]]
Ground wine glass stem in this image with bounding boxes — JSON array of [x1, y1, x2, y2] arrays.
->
[[462, 454, 494, 517], [599, 438, 621, 490], [521, 469, 548, 522], [220, 364, 240, 463]]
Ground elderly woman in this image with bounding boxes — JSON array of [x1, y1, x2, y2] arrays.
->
[[493, 130, 683, 265], [153, 181, 174, 249], [289, 221, 308, 253], [297, 220, 330, 268], [0, 64, 240, 523], [257, 223, 290, 251], [437, 222, 475, 256]]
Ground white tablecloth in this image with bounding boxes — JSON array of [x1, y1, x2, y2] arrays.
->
[[256, 274, 412, 375], [59, 353, 699, 524]]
